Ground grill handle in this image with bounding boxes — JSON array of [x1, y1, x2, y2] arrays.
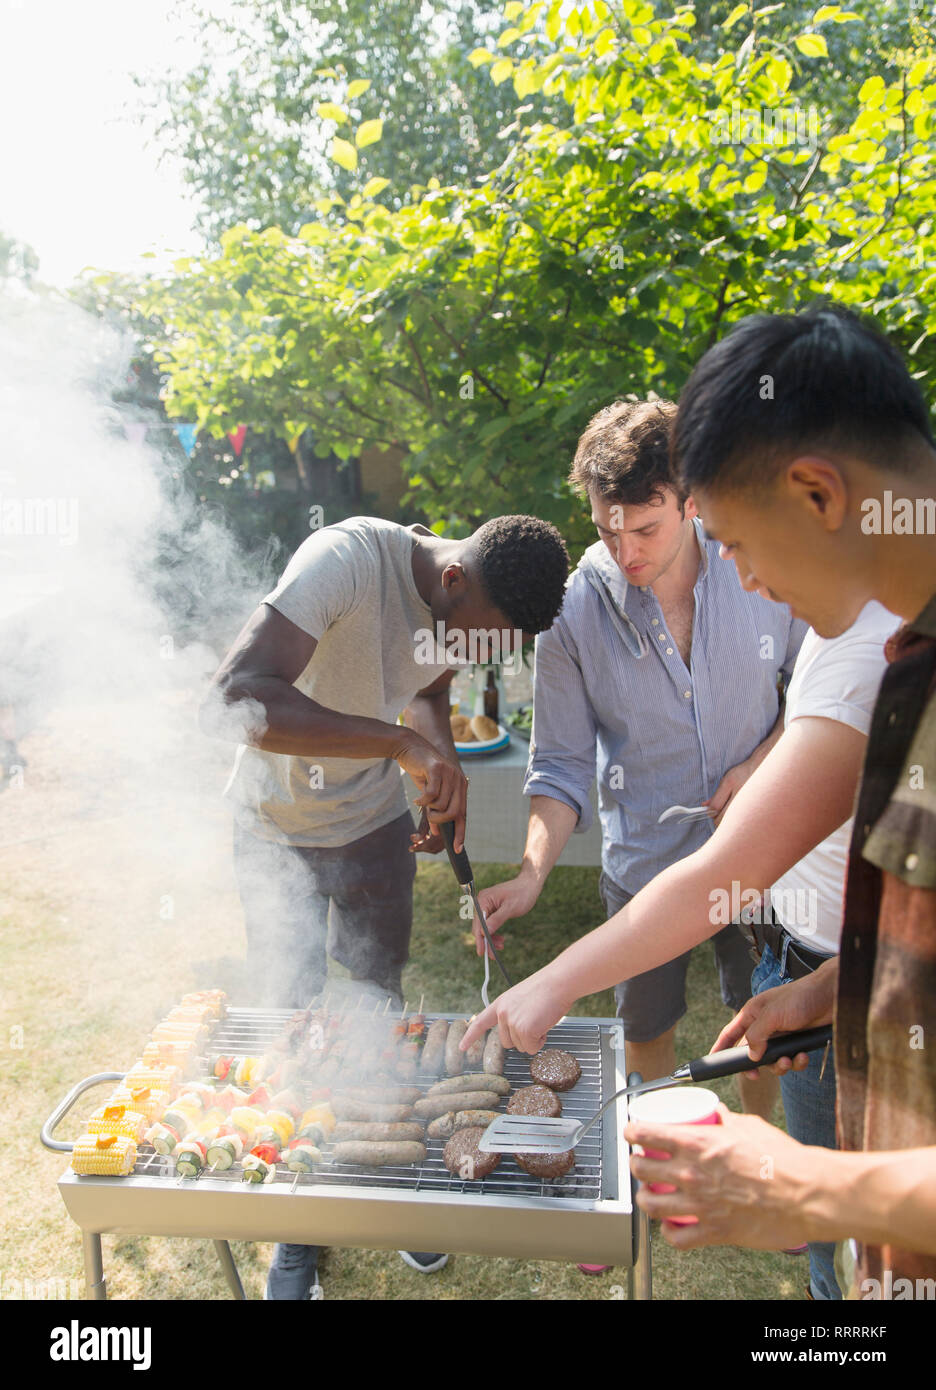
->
[[40, 1072, 125, 1153]]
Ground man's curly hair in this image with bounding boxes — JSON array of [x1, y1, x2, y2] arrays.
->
[[472, 515, 569, 634]]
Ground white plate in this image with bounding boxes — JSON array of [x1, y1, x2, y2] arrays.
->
[[454, 722, 511, 756]]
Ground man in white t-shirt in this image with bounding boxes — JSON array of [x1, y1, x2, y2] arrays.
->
[[462, 600, 899, 1297], [742, 600, 898, 1299], [203, 512, 569, 1298]]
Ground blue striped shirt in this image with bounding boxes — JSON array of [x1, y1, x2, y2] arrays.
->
[[524, 519, 807, 895]]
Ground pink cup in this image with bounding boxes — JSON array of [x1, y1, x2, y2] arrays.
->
[[628, 1086, 721, 1227]]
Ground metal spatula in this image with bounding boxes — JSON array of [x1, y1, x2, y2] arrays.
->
[[478, 1025, 833, 1154]]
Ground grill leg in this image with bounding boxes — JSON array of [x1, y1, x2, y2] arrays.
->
[[627, 1070, 653, 1301], [82, 1232, 106, 1301], [213, 1240, 246, 1299]]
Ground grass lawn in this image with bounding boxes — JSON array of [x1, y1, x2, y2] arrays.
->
[[0, 704, 804, 1301]]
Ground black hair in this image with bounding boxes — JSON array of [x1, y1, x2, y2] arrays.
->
[[672, 302, 935, 496], [569, 398, 683, 507], [473, 515, 569, 634]]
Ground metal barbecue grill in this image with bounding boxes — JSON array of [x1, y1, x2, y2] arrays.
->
[[42, 1010, 652, 1299]]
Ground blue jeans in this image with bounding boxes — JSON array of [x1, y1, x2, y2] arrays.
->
[[751, 942, 841, 1301]]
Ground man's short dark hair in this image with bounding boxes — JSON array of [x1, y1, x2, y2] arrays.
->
[[473, 515, 569, 634], [672, 303, 935, 497], [568, 398, 683, 508]]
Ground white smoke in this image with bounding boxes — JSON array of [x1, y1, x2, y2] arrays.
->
[[0, 288, 272, 1000]]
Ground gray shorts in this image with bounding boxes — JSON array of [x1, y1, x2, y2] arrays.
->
[[599, 871, 753, 1044], [233, 811, 417, 1010]]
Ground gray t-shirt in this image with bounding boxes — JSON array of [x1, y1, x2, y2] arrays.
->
[[225, 516, 449, 847]]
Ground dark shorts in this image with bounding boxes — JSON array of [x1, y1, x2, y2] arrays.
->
[[599, 870, 753, 1044], [233, 810, 417, 1010]]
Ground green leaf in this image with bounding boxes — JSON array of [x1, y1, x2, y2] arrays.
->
[[794, 33, 828, 57], [316, 102, 348, 123], [362, 176, 391, 199], [504, 0, 524, 17], [330, 137, 358, 171], [468, 46, 494, 67], [723, 3, 748, 30], [346, 78, 371, 100], [497, 27, 521, 47], [490, 58, 514, 85], [356, 119, 384, 148]]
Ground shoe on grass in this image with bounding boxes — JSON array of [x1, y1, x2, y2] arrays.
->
[[265, 1243, 322, 1299], [398, 1251, 449, 1273]]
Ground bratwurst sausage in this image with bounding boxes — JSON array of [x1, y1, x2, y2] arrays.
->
[[338, 1085, 421, 1105], [332, 1141, 426, 1167], [444, 1019, 468, 1076], [330, 1098, 414, 1122], [332, 1122, 425, 1143], [414, 1089, 502, 1119], [427, 1109, 500, 1140], [428, 1072, 511, 1097], [482, 1031, 506, 1076], [419, 1019, 448, 1077]]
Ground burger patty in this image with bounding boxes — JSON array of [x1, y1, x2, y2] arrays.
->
[[529, 1049, 582, 1092], [442, 1126, 501, 1180], [515, 1148, 576, 1179], [506, 1085, 562, 1118]]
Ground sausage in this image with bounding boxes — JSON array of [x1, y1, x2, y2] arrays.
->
[[444, 1019, 468, 1077], [419, 1019, 448, 1077], [338, 1086, 421, 1105], [332, 1141, 426, 1167], [464, 1028, 486, 1070], [427, 1109, 500, 1140], [482, 1031, 506, 1076], [428, 1072, 511, 1098], [332, 1122, 425, 1143], [330, 1097, 414, 1122], [414, 1089, 502, 1119]]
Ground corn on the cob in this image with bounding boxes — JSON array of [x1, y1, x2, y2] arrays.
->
[[150, 1020, 208, 1044], [181, 989, 226, 1018], [141, 1040, 199, 1074], [85, 1106, 147, 1142], [123, 1063, 182, 1094], [107, 1085, 170, 1122], [71, 1133, 137, 1175]]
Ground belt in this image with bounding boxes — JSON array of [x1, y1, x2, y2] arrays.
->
[[741, 911, 834, 981]]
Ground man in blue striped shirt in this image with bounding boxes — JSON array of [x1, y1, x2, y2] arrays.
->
[[474, 399, 806, 1097]]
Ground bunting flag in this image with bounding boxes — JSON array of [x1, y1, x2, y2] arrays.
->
[[173, 424, 198, 458], [124, 423, 148, 447], [228, 424, 247, 457]]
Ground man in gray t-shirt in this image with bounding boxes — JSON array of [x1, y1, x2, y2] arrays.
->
[[203, 512, 567, 1297], [208, 512, 568, 1005]]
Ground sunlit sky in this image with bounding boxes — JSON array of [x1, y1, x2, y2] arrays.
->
[[0, 0, 235, 287]]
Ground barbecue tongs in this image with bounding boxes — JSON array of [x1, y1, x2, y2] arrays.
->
[[440, 821, 513, 988], [478, 1024, 833, 1153]]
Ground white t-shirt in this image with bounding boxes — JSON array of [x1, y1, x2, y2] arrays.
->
[[768, 601, 900, 955], [225, 516, 449, 847]]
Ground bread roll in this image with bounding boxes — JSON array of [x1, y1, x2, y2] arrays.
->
[[470, 714, 499, 741]]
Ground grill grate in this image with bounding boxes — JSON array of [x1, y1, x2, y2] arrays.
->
[[136, 1009, 615, 1204]]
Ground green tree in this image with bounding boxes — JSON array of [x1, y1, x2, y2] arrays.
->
[[133, 0, 936, 550], [143, 0, 557, 244]]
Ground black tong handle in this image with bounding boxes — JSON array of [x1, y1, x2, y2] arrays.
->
[[440, 819, 473, 886], [687, 1025, 833, 1082]]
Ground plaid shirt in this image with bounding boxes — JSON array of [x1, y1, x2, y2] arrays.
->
[[836, 592, 936, 1295]]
